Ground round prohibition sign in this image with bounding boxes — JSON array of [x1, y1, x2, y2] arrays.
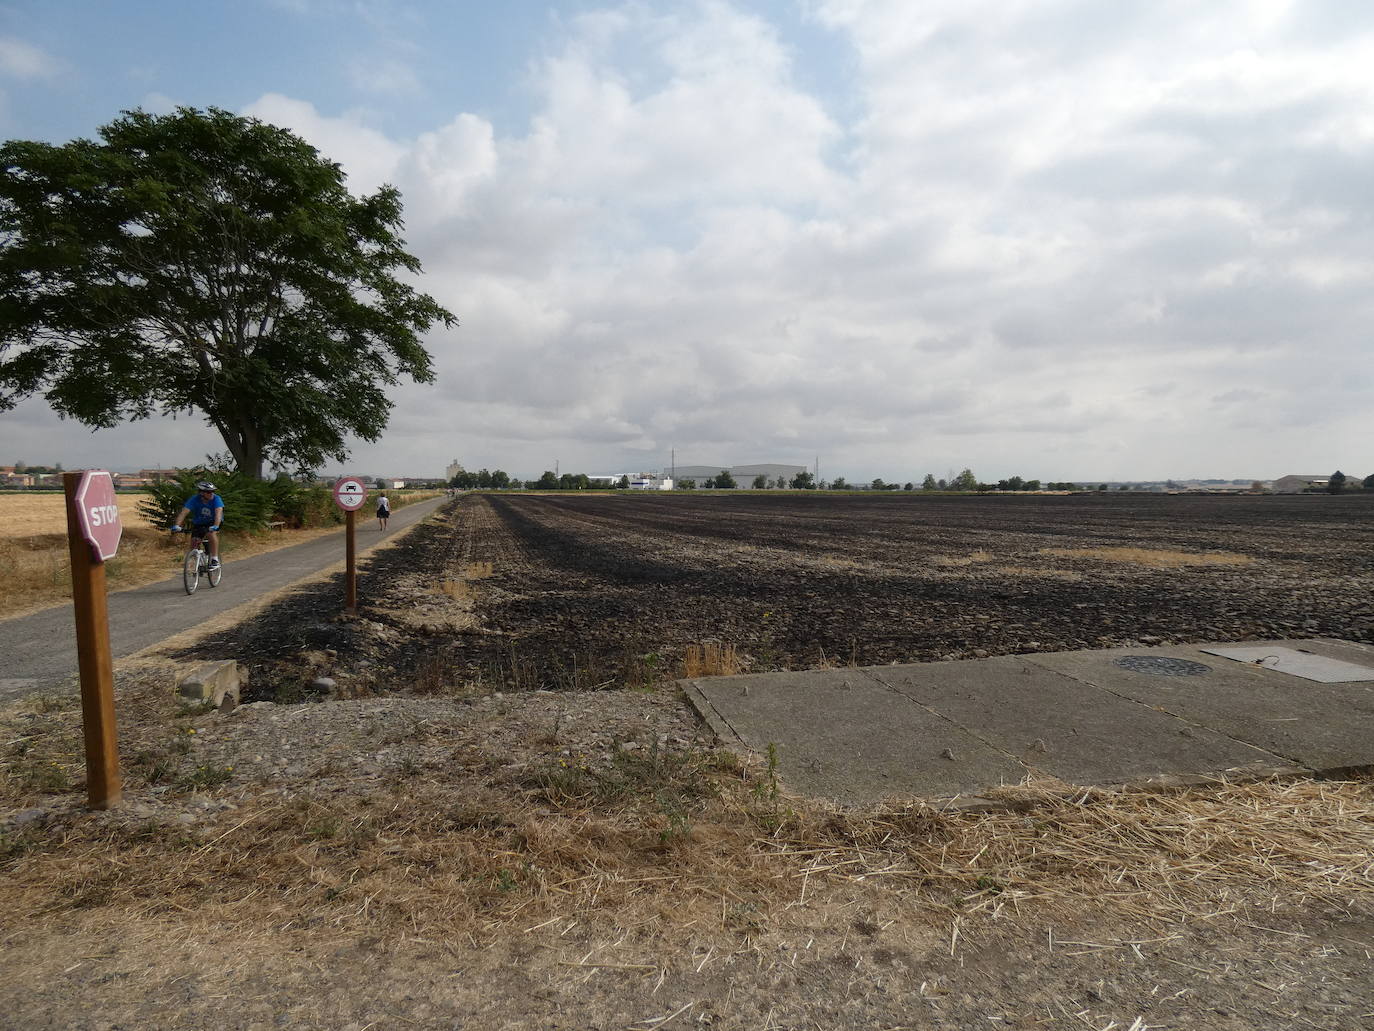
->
[[332, 476, 368, 512]]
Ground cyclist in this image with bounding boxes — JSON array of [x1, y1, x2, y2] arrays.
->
[[171, 480, 224, 569]]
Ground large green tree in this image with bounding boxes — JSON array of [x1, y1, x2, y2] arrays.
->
[[0, 106, 454, 478]]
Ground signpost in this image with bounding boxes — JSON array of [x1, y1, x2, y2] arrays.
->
[[63, 470, 122, 809], [332, 476, 368, 613]]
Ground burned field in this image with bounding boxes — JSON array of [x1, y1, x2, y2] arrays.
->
[[188, 491, 1374, 699]]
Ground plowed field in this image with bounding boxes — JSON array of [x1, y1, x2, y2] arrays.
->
[[187, 491, 1374, 700]]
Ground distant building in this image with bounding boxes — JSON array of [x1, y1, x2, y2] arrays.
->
[[628, 474, 673, 490], [670, 463, 808, 485], [445, 459, 465, 482]]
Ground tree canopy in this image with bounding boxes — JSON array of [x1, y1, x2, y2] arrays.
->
[[0, 106, 454, 479]]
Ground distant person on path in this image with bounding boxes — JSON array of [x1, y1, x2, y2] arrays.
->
[[376, 493, 390, 531], [172, 480, 224, 568]]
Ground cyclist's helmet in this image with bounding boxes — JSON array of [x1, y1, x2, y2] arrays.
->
[[196, 480, 216, 492]]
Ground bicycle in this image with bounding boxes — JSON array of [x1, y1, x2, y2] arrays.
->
[[172, 526, 221, 594]]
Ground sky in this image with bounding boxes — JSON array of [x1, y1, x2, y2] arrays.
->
[[1, 0, 1371, 484]]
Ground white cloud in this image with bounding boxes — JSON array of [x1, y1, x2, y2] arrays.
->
[[6, 1, 1373, 482], [0, 36, 58, 79], [349, 58, 423, 98], [240, 94, 406, 195]]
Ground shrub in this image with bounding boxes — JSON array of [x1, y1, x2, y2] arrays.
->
[[139, 470, 341, 531]]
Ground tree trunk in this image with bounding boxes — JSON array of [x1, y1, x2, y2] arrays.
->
[[216, 413, 265, 480]]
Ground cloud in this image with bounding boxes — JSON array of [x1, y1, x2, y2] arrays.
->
[[349, 58, 423, 98], [240, 94, 406, 194], [7, 1, 1373, 482], [0, 36, 58, 80], [247, 0, 1374, 479]]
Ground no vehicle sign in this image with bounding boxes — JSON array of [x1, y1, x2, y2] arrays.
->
[[74, 470, 122, 562], [332, 476, 368, 512]]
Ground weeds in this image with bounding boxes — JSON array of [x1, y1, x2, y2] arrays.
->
[[749, 742, 794, 832], [683, 642, 740, 678], [177, 764, 233, 791], [33, 694, 78, 714], [9, 757, 71, 794], [128, 750, 179, 786], [527, 737, 719, 822]]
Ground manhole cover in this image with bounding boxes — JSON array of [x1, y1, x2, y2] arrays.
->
[[1113, 655, 1212, 676]]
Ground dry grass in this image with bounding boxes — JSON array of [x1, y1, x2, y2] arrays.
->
[[1039, 546, 1255, 568], [0, 528, 180, 618], [0, 491, 155, 538], [0, 515, 349, 621], [931, 550, 994, 567], [2, 672, 1371, 967], [683, 642, 741, 678], [437, 579, 477, 602], [3, 756, 1371, 951]]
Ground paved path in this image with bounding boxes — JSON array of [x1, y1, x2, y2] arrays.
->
[[0, 496, 449, 700], [684, 637, 1374, 805]]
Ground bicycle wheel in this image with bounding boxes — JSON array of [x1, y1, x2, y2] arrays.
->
[[207, 556, 222, 588], [183, 548, 200, 594]]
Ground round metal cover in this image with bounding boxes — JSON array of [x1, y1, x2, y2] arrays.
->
[[1113, 655, 1212, 676]]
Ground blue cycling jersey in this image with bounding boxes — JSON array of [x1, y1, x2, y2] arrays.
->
[[183, 493, 224, 527]]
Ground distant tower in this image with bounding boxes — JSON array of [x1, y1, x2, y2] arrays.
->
[[445, 459, 465, 482]]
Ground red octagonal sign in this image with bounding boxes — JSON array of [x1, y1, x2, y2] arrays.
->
[[75, 469, 122, 562]]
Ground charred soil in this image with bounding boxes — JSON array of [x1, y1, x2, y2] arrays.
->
[[186, 491, 1374, 702]]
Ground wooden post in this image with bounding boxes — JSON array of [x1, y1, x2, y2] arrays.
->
[[345, 509, 357, 613], [63, 472, 122, 809]]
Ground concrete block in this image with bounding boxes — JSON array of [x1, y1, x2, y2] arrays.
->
[[177, 660, 244, 708], [688, 668, 1027, 804], [1026, 642, 1374, 772], [868, 655, 1288, 787]]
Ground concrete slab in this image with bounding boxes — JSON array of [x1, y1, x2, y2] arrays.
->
[[865, 656, 1287, 787], [1025, 641, 1374, 771], [1200, 645, 1374, 683], [685, 669, 1026, 804]]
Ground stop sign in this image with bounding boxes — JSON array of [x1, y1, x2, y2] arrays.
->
[[74, 470, 122, 562]]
